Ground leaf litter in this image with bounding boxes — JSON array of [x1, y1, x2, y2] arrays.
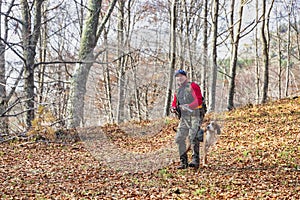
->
[[0, 98, 299, 199]]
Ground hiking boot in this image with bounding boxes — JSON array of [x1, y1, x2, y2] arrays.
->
[[177, 163, 188, 169], [188, 162, 199, 168], [177, 153, 188, 169]]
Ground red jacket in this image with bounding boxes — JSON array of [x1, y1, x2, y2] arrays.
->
[[172, 81, 203, 109]]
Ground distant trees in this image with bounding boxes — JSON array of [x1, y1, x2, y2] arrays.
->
[[165, 0, 208, 114], [0, 0, 300, 134], [282, 0, 295, 97]]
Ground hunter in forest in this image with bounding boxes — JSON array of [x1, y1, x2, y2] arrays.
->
[[171, 69, 205, 169]]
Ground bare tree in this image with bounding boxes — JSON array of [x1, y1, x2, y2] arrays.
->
[[67, 0, 117, 128], [37, 1, 48, 105], [116, 0, 126, 123], [0, 0, 12, 134], [208, 0, 219, 112], [284, 0, 292, 97], [2, 0, 299, 131], [21, 0, 44, 127], [275, 5, 283, 99], [0, 0, 24, 134], [177, 0, 203, 78], [201, 0, 209, 99], [255, 0, 261, 103], [227, 0, 242, 110], [260, 0, 269, 104], [164, 0, 178, 116], [0, 0, 14, 133], [261, 0, 274, 103], [103, 29, 114, 123]]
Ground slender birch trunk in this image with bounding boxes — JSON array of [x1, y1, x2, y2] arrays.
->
[[261, 0, 274, 103], [201, 0, 208, 99], [255, 0, 260, 104], [116, 0, 126, 123], [285, 6, 292, 97], [227, 0, 244, 110], [164, 0, 178, 117], [0, 1, 8, 133], [0, 38, 7, 134], [275, 7, 283, 99], [103, 29, 114, 123], [208, 0, 219, 112]]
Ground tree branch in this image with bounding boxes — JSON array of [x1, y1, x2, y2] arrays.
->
[[96, 0, 118, 41], [0, 37, 26, 62], [0, 11, 24, 25]]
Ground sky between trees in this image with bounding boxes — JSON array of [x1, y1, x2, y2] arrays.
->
[[0, 0, 299, 133]]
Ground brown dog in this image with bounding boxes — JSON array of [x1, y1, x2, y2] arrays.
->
[[203, 121, 221, 165]]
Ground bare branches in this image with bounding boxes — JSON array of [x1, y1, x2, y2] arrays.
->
[[0, 97, 27, 117], [96, 0, 118, 42]]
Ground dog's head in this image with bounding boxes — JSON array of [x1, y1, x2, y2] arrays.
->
[[207, 121, 221, 135]]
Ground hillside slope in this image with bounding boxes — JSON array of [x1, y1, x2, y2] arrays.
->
[[1, 97, 299, 199]]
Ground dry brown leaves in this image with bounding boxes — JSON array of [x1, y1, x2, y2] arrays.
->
[[101, 118, 177, 153], [0, 98, 299, 199]]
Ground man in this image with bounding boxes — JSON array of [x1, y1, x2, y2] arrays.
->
[[171, 69, 204, 169]]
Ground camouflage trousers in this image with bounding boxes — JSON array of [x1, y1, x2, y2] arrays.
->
[[175, 109, 203, 166]]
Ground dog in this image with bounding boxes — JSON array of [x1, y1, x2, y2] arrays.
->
[[173, 120, 221, 167], [203, 121, 221, 165]]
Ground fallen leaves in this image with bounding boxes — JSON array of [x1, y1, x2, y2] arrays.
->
[[0, 98, 299, 199]]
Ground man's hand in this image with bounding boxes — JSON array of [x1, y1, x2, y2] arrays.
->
[[171, 106, 181, 119], [170, 107, 177, 113]]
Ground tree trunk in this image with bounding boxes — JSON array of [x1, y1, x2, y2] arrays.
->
[[133, 67, 142, 121], [275, 7, 282, 99], [255, 0, 260, 104], [261, 0, 274, 103], [208, 0, 219, 112], [38, 2, 47, 104], [164, 0, 178, 117], [180, 0, 194, 78], [261, 0, 268, 103], [277, 36, 282, 99], [178, 3, 185, 71], [67, 0, 117, 128], [103, 29, 114, 123], [116, 0, 126, 123], [201, 0, 208, 99], [285, 6, 291, 97], [0, 0, 8, 133], [0, 43, 8, 133], [227, 0, 244, 110], [21, 0, 43, 128], [295, 13, 300, 63]]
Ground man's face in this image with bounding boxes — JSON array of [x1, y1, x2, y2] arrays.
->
[[175, 74, 187, 85]]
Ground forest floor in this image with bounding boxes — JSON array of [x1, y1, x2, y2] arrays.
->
[[1, 97, 299, 199]]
